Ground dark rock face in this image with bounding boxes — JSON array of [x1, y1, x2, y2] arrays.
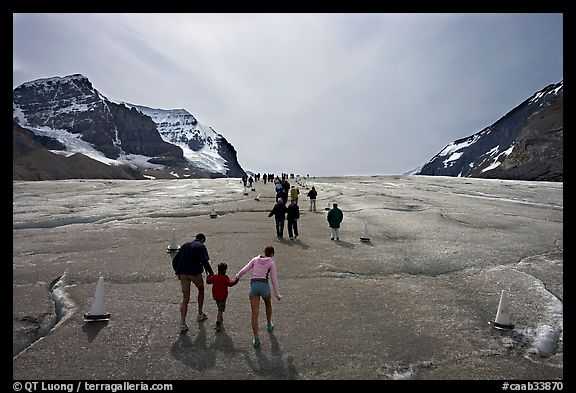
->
[[217, 135, 246, 178], [107, 104, 183, 161], [188, 134, 205, 151], [417, 81, 563, 182], [474, 97, 563, 182]]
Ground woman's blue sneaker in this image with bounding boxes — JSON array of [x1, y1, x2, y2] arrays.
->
[[267, 323, 274, 332], [252, 337, 261, 347]]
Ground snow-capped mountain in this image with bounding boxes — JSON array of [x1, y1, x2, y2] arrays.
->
[[415, 81, 563, 182], [121, 104, 244, 179], [12, 74, 246, 180]]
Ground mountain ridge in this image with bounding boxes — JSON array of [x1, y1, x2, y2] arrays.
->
[[414, 80, 563, 182], [12, 74, 246, 180]]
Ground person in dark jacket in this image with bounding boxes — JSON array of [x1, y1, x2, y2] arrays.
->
[[276, 188, 288, 205], [327, 203, 344, 240], [287, 199, 300, 240], [172, 233, 214, 332], [268, 198, 288, 238], [307, 186, 318, 211]]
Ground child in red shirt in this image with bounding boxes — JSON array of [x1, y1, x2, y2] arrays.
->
[[206, 262, 239, 331]]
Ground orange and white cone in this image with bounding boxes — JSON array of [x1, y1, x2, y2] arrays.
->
[[493, 290, 514, 330], [84, 277, 111, 322]]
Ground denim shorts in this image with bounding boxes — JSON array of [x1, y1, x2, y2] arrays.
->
[[249, 280, 271, 297]]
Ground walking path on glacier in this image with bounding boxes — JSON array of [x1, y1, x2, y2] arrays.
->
[[12, 175, 563, 380]]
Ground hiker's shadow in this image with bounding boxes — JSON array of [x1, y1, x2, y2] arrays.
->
[[170, 323, 215, 371], [276, 237, 291, 244], [242, 331, 298, 379], [335, 240, 356, 249], [211, 325, 248, 358], [171, 323, 248, 371], [285, 238, 310, 250]]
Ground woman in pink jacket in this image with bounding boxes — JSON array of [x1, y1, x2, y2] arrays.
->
[[235, 246, 282, 347]]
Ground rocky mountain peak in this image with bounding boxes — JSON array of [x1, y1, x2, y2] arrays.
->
[[13, 74, 246, 180]]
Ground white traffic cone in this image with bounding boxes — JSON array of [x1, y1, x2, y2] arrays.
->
[[243, 187, 249, 195], [84, 277, 111, 322], [325, 202, 331, 211], [166, 228, 180, 253], [492, 290, 514, 330], [210, 204, 218, 219], [360, 223, 371, 242], [254, 193, 261, 201]]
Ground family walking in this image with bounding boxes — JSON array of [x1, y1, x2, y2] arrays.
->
[[173, 235, 282, 348], [172, 184, 343, 349]]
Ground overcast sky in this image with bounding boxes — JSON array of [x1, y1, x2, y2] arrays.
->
[[13, 13, 563, 177]]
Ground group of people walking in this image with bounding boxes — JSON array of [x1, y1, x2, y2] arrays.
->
[[171, 181, 343, 349], [268, 180, 341, 241], [268, 197, 300, 239], [172, 234, 282, 348]]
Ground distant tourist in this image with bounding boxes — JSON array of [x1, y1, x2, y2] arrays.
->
[[268, 198, 288, 238], [290, 185, 299, 203], [287, 199, 300, 240], [282, 179, 291, 194], [327, 203, 344, 240], [275, 188, 286, 205], [307, 186, 318, 211], [234, 246, 282, 347], [274, 178, 283, 193], [206, 262, 239, 331], [172, 233, 214, 332]]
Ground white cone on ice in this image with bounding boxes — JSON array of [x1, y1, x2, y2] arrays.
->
[[243, 187, 249, 195], [210, 204, 218, 219], [167, 228, 180, 253], [254, 193, 261, 201], [360, 223, 371, 242], [84, 277, 111, 322], [493, 290, 514, 330]]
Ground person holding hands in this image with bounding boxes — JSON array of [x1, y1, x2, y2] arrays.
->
[[235, 246, 282, 347], [206, 262, 239, 331]]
